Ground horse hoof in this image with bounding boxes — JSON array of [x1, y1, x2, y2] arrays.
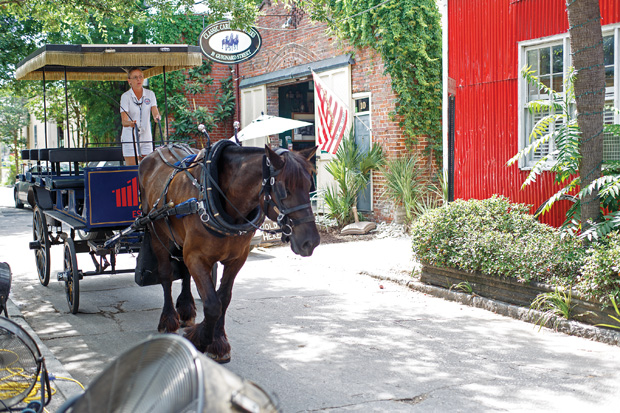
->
[[158, 323, 179, 333], [207, 352, 231, 364]]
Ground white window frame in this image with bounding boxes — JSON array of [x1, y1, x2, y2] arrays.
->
[[517, 23, 620, 170]]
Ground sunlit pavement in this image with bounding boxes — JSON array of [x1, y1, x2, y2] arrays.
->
[[1, 186, 620, 412]]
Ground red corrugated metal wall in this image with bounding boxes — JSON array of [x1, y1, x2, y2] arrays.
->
[[449, 0, 620, 226]]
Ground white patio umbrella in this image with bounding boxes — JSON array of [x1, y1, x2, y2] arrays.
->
[[232, 114, 312, 142]]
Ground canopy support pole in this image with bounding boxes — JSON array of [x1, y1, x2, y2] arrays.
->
[[163, 66, 169, 144], [64, 67, 70, 149], [42, 70, 48, 149]]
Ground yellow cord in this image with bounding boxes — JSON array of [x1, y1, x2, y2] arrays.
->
[[54, 376, 85, 390], [0, 348, 85, 409]]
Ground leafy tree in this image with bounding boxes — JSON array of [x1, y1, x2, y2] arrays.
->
[[0, 11, 41, 88], [0, 0, 270, 147], [508, 67, 620, 240], [0, 93, 29, 182], [0, 0, 262, 39]]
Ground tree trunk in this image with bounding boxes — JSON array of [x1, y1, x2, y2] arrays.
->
[[566, 0, 605, 235], [13, 131, 19, 181]]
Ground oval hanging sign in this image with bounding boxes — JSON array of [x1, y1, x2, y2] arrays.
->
[[199, 21, 261, 64]]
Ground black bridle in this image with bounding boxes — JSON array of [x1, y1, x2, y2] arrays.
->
[[260, 149, 315, 241]]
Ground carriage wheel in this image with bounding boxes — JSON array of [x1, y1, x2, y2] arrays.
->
[[63, 238, 80, 314], [32, 206, 51, 286]]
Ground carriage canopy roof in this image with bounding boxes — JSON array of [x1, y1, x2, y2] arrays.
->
[[15, 44, 203, 81]]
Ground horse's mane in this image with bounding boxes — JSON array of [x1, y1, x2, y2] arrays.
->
[[280, 150, 315, 190], [222, 145, 314, 190]]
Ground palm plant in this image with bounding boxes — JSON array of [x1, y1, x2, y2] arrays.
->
[[324, 134, 384, 226], [507, 66, 620, 239], [380, 154, 441, 225], [507, 66, 581, 217]]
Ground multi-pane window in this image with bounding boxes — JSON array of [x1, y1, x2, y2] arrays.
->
[[603, 34, 619, 161], [520, 26, 620, 168], [524, 43, 565, 163]]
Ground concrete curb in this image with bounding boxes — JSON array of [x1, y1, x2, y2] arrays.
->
[[365, 271, 620, 347], [6, 299, 84, 411]]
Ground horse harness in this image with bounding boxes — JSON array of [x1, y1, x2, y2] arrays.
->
[[143, 140, 314, 253]]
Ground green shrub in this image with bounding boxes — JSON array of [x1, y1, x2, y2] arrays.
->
[[577, 232, 620, 302], [411, 195, 585, 284]]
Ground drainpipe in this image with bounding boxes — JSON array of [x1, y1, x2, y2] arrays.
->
[[442, 0, 449, 199]]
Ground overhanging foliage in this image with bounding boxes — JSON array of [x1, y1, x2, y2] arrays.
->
[[302, 0, 443, 159]]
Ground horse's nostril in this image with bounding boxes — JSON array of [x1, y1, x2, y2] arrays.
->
[[302, 238, 319, 254]]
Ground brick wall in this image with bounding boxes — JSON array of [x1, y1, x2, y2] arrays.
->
[[175, 60, 236, 147]]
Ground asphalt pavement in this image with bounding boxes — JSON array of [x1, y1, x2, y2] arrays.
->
[[1, 185, 620, 412]]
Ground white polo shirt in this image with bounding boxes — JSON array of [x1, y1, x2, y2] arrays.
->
[[120, 88, 158, 156]]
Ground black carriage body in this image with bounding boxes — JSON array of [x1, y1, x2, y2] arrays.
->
[[29, 147, 139, 231]]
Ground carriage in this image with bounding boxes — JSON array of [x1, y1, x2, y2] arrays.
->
[[15, 44, 203, 314], [15, 43, 320, 363]]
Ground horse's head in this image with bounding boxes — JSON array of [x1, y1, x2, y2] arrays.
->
[[261, 146, 320, 257]]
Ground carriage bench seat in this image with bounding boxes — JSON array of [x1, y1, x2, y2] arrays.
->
[[37, 149, 51, 161], [48, 147, 124, 163], [45, 176, 85, 190]]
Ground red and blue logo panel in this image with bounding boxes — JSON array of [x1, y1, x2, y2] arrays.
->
[[85, 167, 142, 228]]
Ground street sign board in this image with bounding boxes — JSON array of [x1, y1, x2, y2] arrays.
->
[[199, 21, 261, 65]]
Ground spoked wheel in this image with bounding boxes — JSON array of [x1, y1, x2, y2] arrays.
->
[[63, 238, 80, 314], [32, 206, 51, 286]]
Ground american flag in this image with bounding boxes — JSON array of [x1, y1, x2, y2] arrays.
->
[[312, 71, 349, 154]]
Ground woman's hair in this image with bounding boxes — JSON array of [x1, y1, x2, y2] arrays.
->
[[127, 67, 142, 78]]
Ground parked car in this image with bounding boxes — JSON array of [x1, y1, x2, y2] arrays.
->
[[14, 165, 47, 208]]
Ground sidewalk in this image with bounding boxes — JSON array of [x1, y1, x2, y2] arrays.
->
[[6, 299, 84, 411], [0, 187, 83, 410]]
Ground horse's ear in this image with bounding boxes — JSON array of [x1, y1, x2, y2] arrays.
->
[[264, 145, 285, 169], [298, 145, 318, 161]]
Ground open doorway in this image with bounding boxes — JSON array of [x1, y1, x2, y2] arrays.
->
[[278, 82, 315, 151]]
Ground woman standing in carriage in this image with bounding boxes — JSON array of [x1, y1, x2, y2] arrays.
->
[[120, 67, 161, 165]]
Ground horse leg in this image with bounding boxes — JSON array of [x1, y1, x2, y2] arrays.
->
[[205, 259, 244, 363], [158, 278, 181, 333], [176, 270, 196, 327], [183, 259, 220, 353], [152, 241, 181, 333]]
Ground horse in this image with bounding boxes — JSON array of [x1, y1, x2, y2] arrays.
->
[[137, 140, 320, 362]]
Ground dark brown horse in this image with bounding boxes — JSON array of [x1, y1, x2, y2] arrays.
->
[[138, 141, 320, 362]]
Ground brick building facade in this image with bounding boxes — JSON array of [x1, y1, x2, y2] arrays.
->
[[203, 1, 435, 223]]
